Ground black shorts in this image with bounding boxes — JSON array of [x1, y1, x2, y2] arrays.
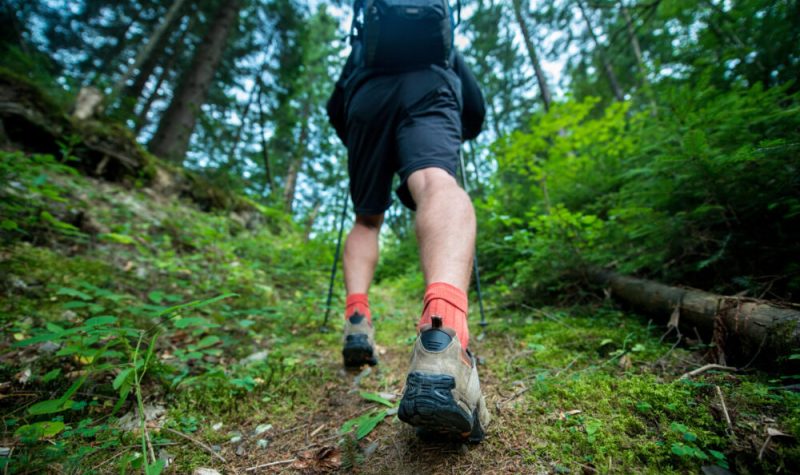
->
[[345, 67, 463, 215]]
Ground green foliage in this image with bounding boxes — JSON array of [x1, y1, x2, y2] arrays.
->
[[0, 149, 337, 471], [0, 151, 84, 243], [482, 79, 800, 301]]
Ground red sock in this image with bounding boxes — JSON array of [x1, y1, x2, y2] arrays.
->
[[345, 293, 371, 322], [417, 282, 469, 349]]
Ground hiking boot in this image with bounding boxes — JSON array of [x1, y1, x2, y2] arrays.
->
[[342, 312, 377, 368], [398, 316, 490, 443]]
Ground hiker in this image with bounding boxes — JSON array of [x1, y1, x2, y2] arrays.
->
[[326, 0, 490, 442]]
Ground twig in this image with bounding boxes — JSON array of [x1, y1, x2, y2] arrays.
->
[[163, 427, 227, 464], [520, 304, 575, 329], [654, 335, 682, 366], [578, 463, 598, 473], [679, 364, 737, 380], [4, 447, 12, 475], [144, 428, 157, 466], [742, 332, 768, 370], [92, 447, 131, 471], [298, 432, 341, 451], [244, 458, 297, 472], [553, 356, 580, 377], [273, 423, 307, 437], [715, 385, 733, 434], [758, 435, 771, 460], [693, 327, 704, 345], [309, 423, 326, 438]]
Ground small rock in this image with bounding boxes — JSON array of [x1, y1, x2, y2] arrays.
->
[[16, 368, 31, 384], [157, 449, 174, 468], [61, 310, 78, 322], [229, 431, 242, 443], [211, 422, 223, 431], [254, 423, 272, 435], [240, 350, 269, 365], [257, 439, 269, 449], [37, 341, 61, 354], [193, 469, 221, 475], [117, 404, 166, 431], [235, 444, 246, 456], [8, 275, 27, 291], [353, 367, 372, 386], [363, 440, 379, 458]]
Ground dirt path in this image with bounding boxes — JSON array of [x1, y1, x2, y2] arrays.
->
[[215, 293, 799, 474], [228, 327, 532, 474]]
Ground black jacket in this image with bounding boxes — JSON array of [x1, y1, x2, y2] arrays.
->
[[326, 48, 486, 146]]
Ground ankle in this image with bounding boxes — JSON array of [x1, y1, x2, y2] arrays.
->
[[418, 282, 469, 349], [345, 293, 371, 322]]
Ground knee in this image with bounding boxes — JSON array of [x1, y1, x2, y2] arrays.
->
[[407, 168, 460, 201]]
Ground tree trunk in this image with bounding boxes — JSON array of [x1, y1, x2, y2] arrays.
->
[[282, 101, 312, 213], [126, 13, 193, 106], [589, 270, 800, 368], [148, 0, 240, 163], [256, 81, 275, 196], [134, 63, 171, 135], [620, 2, 657, 114], [111, 0, 188, 99], [577, 0, 625, 102], [304, 200, 322, 241], [511, 0, 552, 112]]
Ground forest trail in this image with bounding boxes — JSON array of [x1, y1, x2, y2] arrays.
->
[[1, 154, 797, 474], [225, 284, 540, 474]]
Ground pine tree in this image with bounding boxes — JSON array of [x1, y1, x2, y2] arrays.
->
[[149, 0, 242, 163]]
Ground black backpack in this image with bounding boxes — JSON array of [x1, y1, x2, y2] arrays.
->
[[351, 0, 461, 70]]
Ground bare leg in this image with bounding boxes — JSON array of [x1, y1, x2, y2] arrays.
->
[[407, 168, 475, 292], [343, 214, 384, 294]]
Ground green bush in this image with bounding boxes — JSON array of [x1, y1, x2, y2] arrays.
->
[[482, 77, 800, 302]]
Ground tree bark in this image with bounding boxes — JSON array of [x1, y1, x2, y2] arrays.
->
[[576, 0, 625, 102], [304, 200, 322, 241], [256, 81, 275, 196], [126, 13, 193, 106], [148, 0, 240, 163], [111, 0, 188, 99], [134, 60, 173, 135], [620, 2, 657, 114], [589, 270, 800, 368], [282, 100, 312, 213], [511, 0, 552, 112]]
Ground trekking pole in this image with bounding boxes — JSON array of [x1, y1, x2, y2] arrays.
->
[[322, 186, 349, 331], [458, 148, 487, 330]]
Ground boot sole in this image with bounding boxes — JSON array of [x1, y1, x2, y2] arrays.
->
[[342, 334, 377, 368], [398, 372, 486, 443]]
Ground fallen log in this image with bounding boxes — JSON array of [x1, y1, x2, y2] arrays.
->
[[590, 270, 800, 368]]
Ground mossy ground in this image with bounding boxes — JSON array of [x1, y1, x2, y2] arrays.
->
[[1, 152, 798, 473]]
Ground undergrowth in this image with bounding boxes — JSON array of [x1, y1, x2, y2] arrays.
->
[[1, 150, 798, 473]]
